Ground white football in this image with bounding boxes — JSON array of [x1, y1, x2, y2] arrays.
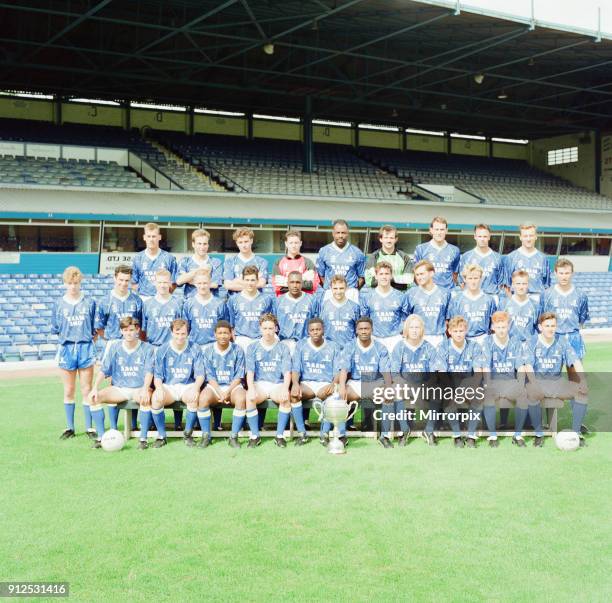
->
[[101, 429, 125, 452], [554, 430, 580, 452]]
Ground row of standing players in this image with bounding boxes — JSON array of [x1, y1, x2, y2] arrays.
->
[[52, 218, 590, 448]]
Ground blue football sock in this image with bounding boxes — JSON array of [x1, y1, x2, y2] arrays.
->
[[139, 409, 151, 441], [212, 407, 222, 430], [571, 400, 588, 434], [107, 404, 119, 430], [320, 421, 333, 435], [467, 407, 481, 437], [64, 401, 75, 431], [394, 400, 409, 433], [291, 402, 306, 433], [381, 403, 393, 437], [514, 407, 528, 436], [276, 409, 291, 437], [82, 401, 93, 430], [425, 402, 439, 434], [131, 410, 138, 430], [231, 409, 246, 436], [197, 409, 211, 436], [173, 409, 183, 430], [152, 408, 166, 439], [449, 417, 461, 438], [336, 421, 347, 437], [246, 409, 259, 438], [258, 407, 267, 430], [483, 406, 497, 437], [527, 404, 543, 437], [91, 405, 105, 438], [185, 410, 198, 433]]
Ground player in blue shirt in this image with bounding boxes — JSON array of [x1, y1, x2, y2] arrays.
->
[[246, 314, 309, 448], [498, 270, 541, 342], [406, 260, 451, 348], [53, 266, 98, 440], [150, 319, 205, 448], [131, 222, 177, 299], [542, 259, 589, 359], [317, 274, 361, 345], [291, 318, 345, 446], [275, 271, 317, 354], [227, 265, 275, 352], [141, 269, 183, 347], [390, 315, 438, 445], [198, 320, 246, 449], [182, 269, 227, 347], [436, 315, 485, 447], [502, 223, 550, 300], [523, 312, 589, 446], [448, 264, 496, 345], [338, 317, 393, 441], [458, 224, 504, 297], [480, 311, 531, 447], [88, 317, 155, 449], [316, 219, 365, 301], [223, 226, 268, 293], [413, 216, 460, 289], [176, 229, 222, 298], [359, 261, 408, 353], [95, 264, 143, 343]]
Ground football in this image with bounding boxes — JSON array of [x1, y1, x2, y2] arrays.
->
[[554, 430, 581, 452], [101, 429, 126, 453]]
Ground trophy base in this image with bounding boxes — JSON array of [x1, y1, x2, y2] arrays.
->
[[327, 438, 346, 455]]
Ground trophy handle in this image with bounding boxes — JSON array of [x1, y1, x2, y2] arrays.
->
[[312, 399, 324, 422], [346, 400, 358, 422]]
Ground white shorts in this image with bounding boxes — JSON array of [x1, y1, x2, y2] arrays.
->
[[322, 288, 359, 303], [347, 379, 362, 398], [374, 334, 402, 354], [235, 335, 257, 353], [485, 379, 526, 404], [116, 386, 142, 402], [424, 335, 444, 348], [254, 381, 287, 400], [163, 382, 194, 402], [467, 334, 487, 347], [205, 383, 243, 400], [301, 381, 332, 396]]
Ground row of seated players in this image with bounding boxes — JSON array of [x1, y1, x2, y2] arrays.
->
[[87, 309, 588, 451], [55, 276, 586, 446]]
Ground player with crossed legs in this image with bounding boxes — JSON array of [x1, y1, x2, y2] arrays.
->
[[523, 312, 589, 447], [89, 317, 154, 449], [246, 314, 309, 448], [53, 266, 97, 440], [150, 319, 204, 448], [198, 320, 246, 449]]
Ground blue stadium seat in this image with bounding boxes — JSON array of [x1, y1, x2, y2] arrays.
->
[[2, 346, 22, 361], [13, 334, 29, 345], [24, 325, 38, 335], [19, 344, 39, 360], [39, 343, 57, 360], [0, 334, 11, 346], [7, 326, 23, 335], [30, 333, 47, 345]]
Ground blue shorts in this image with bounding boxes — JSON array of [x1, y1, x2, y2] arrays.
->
[[561, 332, 586, 360], [56, 341, 96, 371]]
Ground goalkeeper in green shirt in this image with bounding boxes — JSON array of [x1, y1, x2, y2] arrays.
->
[[365, 225, 414, 290]]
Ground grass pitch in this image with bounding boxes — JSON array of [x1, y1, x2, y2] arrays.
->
[[2, 343, 612, 602]]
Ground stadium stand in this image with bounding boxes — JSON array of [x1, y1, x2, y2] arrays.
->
[[0, 271, 610, 361], [358, 147, 612, 210], [127, 131, 407, 199]]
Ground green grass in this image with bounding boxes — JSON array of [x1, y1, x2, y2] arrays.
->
[[2, 343, 612, 602]]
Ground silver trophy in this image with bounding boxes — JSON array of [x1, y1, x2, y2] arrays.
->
[[313, 395, 358, 455]]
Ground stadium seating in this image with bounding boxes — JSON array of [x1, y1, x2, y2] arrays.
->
[[358, 147, 612, 210]]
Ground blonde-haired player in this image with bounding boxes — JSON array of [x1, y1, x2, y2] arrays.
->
[[52, 266, 97, 440]]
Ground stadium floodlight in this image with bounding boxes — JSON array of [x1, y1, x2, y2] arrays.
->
[[263, 43, 275, 55], [474, 73, 485, 84], [497, 90, 508, 99]]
